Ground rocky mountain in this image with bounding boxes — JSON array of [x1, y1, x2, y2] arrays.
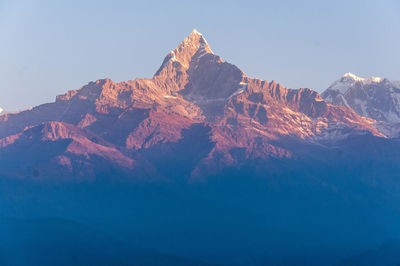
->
[[0, 30, 391, 180], [322, 72, 400, 123], [3, 30, 400, 266]]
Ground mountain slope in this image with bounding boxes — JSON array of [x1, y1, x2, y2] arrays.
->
[[0, 121, 137, 179]]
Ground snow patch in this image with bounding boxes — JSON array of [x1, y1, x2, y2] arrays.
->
[[343, 72, 363, 81], [343, 72, 382, 83], [354, 99, 367, 116], [229, 82, 248, 99], [339, 94, 350, 107]]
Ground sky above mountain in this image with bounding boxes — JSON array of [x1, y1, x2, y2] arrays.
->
[[1, 0, 399, 112]]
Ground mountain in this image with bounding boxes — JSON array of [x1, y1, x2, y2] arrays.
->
[[3, 30, 400, 265], [0, 30, 386, 180], [322, 72, 400, 123]]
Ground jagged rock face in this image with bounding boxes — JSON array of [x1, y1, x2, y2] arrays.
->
[[222, 78, 382, 139], [0, 31, 390, 180], [322, 73, 400, 123], [153, 30, 246, 119]]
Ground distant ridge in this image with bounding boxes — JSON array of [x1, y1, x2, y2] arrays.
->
[[322, 73, 400, 123]]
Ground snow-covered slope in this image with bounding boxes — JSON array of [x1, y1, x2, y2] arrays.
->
[[322, 73, 400, 123]]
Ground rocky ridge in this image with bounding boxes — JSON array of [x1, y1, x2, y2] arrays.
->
[[0, 30, 390, 180]]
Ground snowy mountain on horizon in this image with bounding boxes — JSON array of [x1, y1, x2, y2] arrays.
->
[[322, 72, 400, 123]]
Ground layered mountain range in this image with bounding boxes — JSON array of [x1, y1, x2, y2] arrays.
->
[[0, 30, 397, 180], [2, 30, 400, 266]]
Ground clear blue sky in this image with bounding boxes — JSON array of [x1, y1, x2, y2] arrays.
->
[[1, 0, 400, 111]]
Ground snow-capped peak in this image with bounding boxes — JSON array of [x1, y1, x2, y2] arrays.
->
[[342, 72, 383, 83], [154, 30, 214, 75], [343, 72, 363, 81], [191, 29, 202, 36], [322, 73, 400, 124], [185, 29, 211, 49], [326, 73, 385, 94]]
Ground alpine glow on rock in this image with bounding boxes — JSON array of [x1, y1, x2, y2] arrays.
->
[[1, 23, 400, 266]]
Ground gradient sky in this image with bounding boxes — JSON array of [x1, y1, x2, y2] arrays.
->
[[1, 0, 400, 112]]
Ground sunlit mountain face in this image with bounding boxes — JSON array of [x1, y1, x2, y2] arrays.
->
[[0, 30, 386, 180], [1, 30, 400, 266]]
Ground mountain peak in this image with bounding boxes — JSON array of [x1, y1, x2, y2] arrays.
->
[[342, 72, 383, 83], [154, 30, 214, 76], [190, 28, 202, 36], [322, 73, 400, 124], [181, 29, 212, 53], [343, 72, 363, 81], [323, 73, 386, 95]]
